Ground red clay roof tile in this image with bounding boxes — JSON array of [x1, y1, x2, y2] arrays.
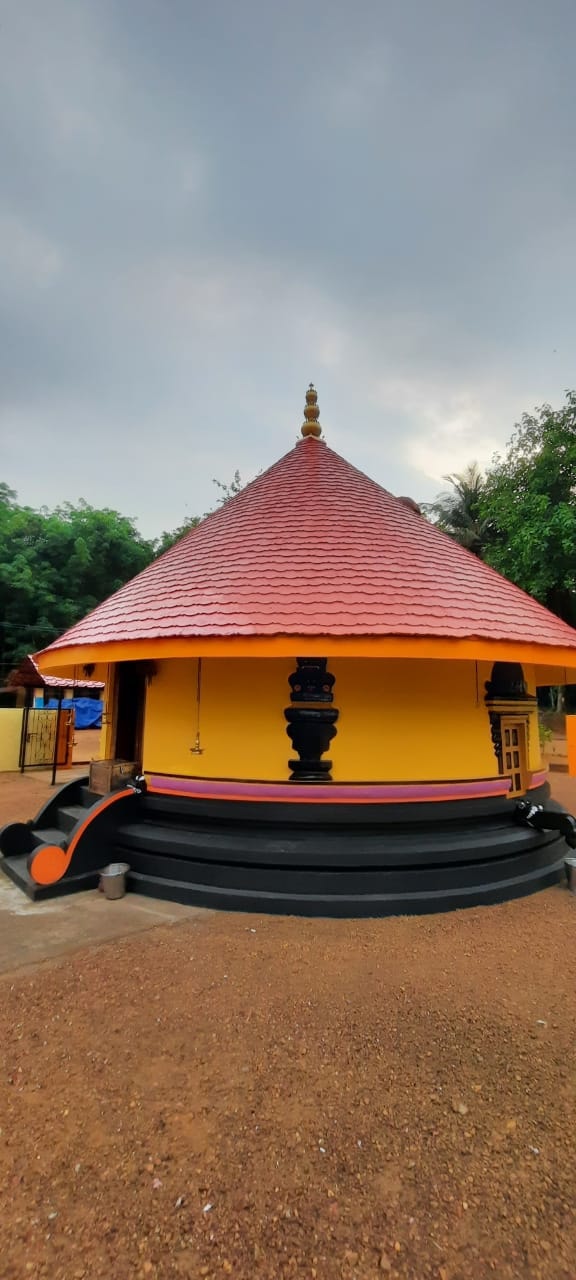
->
[[40, 437, 576, 652]]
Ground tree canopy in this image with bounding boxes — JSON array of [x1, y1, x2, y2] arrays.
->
[[0, 472, 247, 673], [154, 472, 245, 556], [479, 394, 576, 625], [422, 463, 489, 557], [426, 391, 576, 625], [154, 515, 201, 558], [0, 493, 155, 673]]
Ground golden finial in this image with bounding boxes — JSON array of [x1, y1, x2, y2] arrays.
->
[[301, 383, 322, 438]]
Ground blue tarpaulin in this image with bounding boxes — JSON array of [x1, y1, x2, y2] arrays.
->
[[33, 697, 102, 728]]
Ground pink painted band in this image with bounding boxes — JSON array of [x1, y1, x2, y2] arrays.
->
[[146, 773, 546, 805]]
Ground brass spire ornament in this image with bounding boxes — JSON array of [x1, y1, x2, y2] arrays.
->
[[301, 383, 322, 438]]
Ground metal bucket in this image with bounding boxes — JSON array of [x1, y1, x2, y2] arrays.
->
[[565, 856, 576, 894], [99, 862, 130, 900]]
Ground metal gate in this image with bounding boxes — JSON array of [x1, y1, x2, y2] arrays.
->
[[19, 708, 58, 769]]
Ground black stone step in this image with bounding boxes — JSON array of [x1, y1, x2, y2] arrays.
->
[[56, 804, 91, 835], [32, 827, 67, 849], [114, 817, 556, 868], [112, 839, 567, 896], [0, 853, 99, 901], [79, 786, 99, 808], [0, 854, 37, 897], [140, 784, 552, 828], [126, 852, 566, 917]]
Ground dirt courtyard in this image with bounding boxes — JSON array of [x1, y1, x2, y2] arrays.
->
[[1, 774, 576, 1279], [72, 727, 102, 765]]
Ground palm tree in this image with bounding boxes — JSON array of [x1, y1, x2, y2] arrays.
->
[[424, 462, 489, 557]]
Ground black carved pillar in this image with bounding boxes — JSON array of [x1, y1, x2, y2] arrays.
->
[[284, 658, 339, 782]]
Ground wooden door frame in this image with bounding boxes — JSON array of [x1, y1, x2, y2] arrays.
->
[[500, 715, 529, 797], [113, 662, 147, 764]]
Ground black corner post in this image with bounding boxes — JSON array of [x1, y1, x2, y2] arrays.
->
[[19, 705, 29, 774], [51, 690, 64, 787]]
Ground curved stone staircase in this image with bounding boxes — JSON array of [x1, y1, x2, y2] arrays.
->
[[0, 778, 573, 916]]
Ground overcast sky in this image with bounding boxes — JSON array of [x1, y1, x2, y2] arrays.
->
[[1, 0, 575, 538]]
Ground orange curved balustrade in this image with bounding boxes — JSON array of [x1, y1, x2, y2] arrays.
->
[[28, 788, 135, 886], [29, 845, 70, 885]]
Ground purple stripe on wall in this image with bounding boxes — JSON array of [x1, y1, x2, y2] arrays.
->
[[147, 775, 521, 804]]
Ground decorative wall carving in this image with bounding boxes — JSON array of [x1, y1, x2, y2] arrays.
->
[[485, 662, 535, 771], [285, 658, 339, 781], [288, 657, 335, 704], [485, 662, 528, 701]]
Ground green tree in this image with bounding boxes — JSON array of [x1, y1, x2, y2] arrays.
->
[[154, 472, 245, 555], [154, 515, 201, 557], [423, 462, 489, 556], [0, 494, 155, 671], [479, 392, 576, 624], [0, 468, 248, 671], [212, 470, 244, 505]]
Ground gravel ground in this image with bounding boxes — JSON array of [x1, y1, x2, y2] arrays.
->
[[1, 773, 576, 1280], [1, 891, 576, 1280], [0, 772, 88, 825]]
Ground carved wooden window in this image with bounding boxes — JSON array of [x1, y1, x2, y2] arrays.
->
[[501, 717, 529, 797]]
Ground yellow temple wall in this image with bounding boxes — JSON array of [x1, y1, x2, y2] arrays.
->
[[0, 709, 25, 772], [143, 658, 293, 781], [523, 665, 542, 771], [140, 657, 542, 782]]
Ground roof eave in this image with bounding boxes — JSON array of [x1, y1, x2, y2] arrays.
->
[[35, 633, 576, 677]]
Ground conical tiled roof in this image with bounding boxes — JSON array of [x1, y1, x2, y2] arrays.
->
[[40, 427, 576, 654]]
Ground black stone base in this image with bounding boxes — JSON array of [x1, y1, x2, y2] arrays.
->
[[1, 780, 570, 916], [288, 758, 332, 781]]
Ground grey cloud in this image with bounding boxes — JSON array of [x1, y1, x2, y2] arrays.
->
[[1, 0, 576, 535]]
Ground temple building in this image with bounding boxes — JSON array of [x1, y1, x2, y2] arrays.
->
[[2, 386, 576, 914]]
